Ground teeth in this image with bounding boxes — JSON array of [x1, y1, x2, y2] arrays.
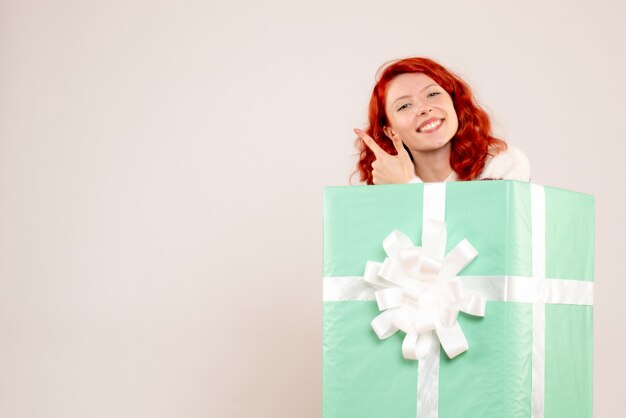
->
[[419, 119, 442, 132]]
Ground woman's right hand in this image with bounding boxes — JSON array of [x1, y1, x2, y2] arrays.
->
[[354, 128, 416, 184]]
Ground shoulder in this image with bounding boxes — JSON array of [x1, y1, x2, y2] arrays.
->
[[479, 144, 530, 181]]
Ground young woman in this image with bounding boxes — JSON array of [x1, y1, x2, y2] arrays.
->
[[354, 57, 529, 184]]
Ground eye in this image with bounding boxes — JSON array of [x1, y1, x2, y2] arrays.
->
[[427, 91, 441, 98], [397, 103, 410, 111]]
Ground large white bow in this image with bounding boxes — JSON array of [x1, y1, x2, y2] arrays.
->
[[363, 220, 486, 360]]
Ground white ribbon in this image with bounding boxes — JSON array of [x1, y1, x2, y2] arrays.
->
[[323, 275, 593, 306], [363, 224, 485, 361], [531, 183, 546, 418]]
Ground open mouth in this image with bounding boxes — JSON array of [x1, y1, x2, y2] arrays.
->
[[417, 118, 444, 133]]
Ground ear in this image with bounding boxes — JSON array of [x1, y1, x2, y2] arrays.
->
[[383, 126, 396, 139]]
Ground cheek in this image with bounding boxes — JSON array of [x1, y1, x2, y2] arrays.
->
[[447, 112, 459, 128], [444, 104, 459, 126], [390, 115, 410, 131], [451, 118, 459, 133], [448, 108, 459, 124]]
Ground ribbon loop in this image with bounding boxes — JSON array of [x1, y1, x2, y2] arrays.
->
[[402, 333, 419, 360], [441, 239, 478, 278], [436, 322, 469, 359], [461, 291, 487, 317], [363, 261, 383, 286], [371, 309, 399, 339], [383, 230, 416, 259], [375, 288, 403, 311], [415, 332, 435, 360]]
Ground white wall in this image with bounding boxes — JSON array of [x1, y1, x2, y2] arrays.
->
[[1, 0, 624, 416]]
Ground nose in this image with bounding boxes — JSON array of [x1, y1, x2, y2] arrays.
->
[[415, 100, 432, 115], [417, 103, 432, 115]]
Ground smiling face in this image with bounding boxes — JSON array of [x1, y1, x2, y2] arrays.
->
[[383, 73, 459, 155]]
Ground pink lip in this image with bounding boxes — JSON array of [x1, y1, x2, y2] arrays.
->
[[416, 117, 443, 132]]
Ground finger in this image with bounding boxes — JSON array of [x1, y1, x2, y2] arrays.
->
[[391, 136, 411, 160], [354, 128, 386, 157]]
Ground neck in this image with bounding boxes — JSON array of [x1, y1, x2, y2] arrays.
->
[[409, 144, 453, 182]]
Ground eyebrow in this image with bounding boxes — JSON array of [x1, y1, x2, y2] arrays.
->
[[391, 84, 440, 105]]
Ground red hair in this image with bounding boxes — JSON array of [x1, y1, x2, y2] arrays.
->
[[355, 57, 507, 184]]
